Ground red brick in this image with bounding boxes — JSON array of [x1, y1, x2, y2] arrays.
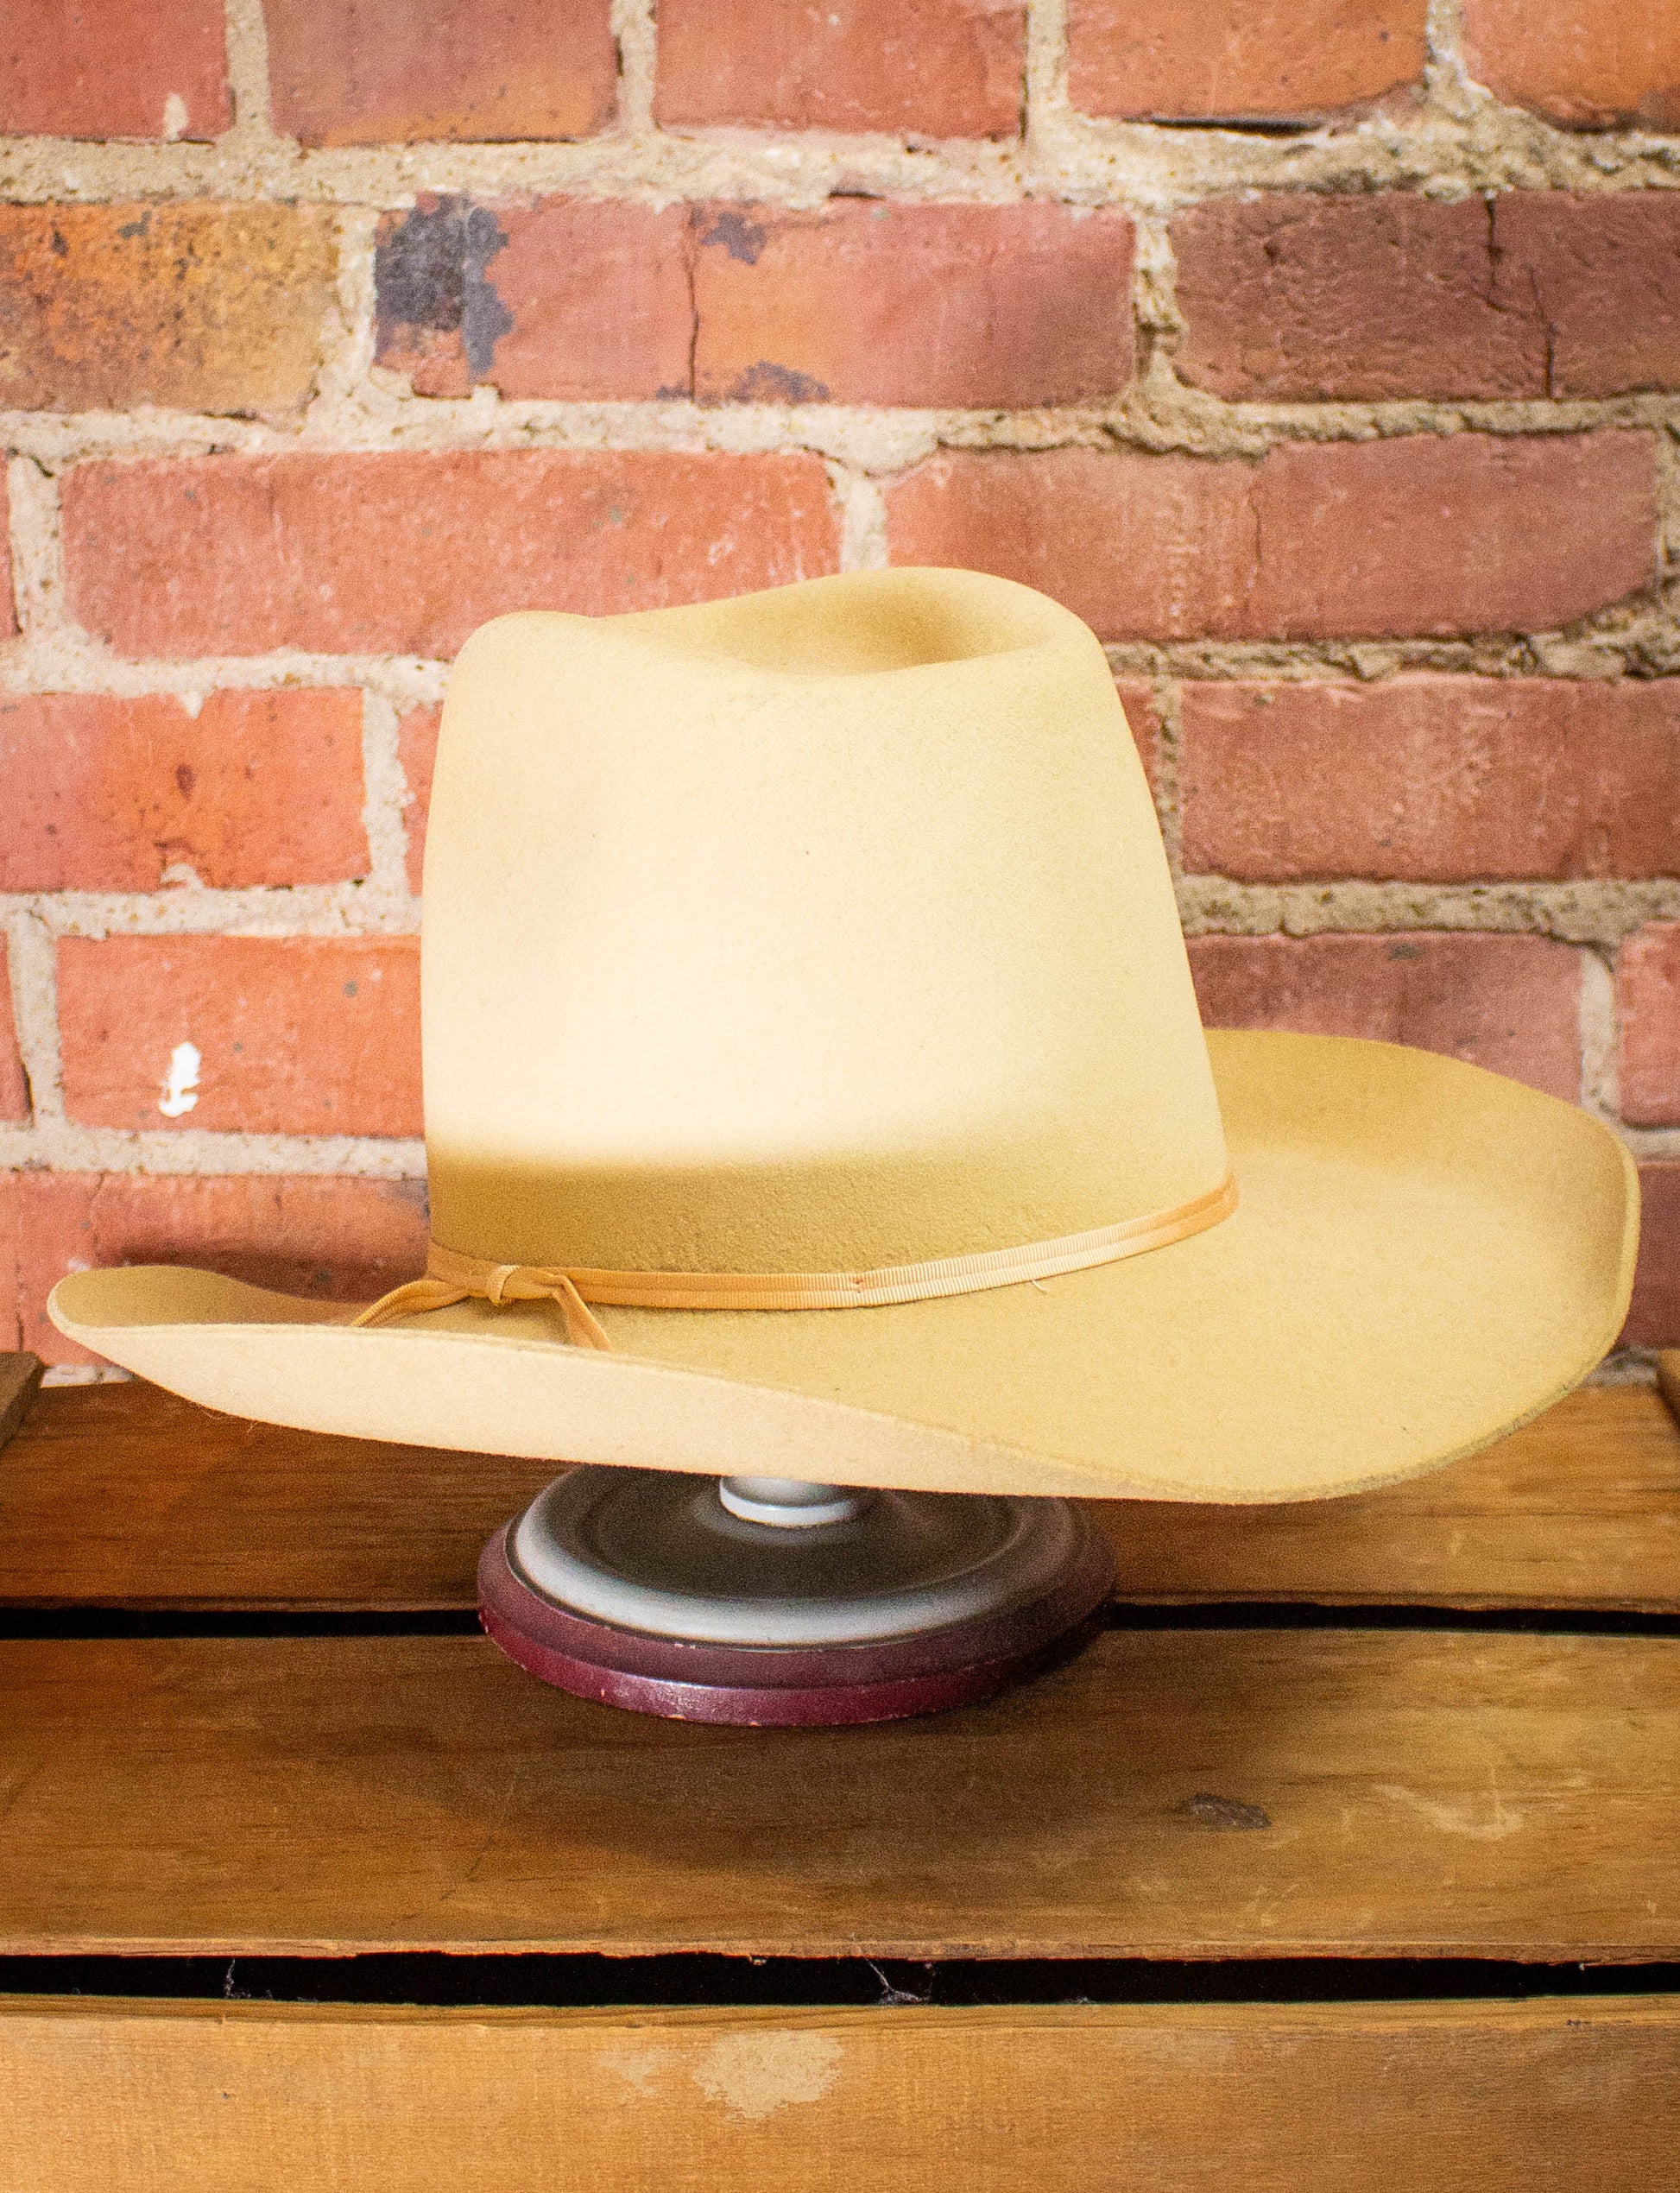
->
[[0, 471, 13, 639], [1173, 195, 1532, 402], [0, 203, 337, 417], [1622, 1161, 1680, 1347], [0, 691, 369, 891], [0, 0, 229, 139], [57, 937, 420, 1138], [1115, 679, 1163, 795], [1493, 194, 1680, 400], [1180, 678, 1680, 883], [1172, 193, 1680, 403], [376, 197, 692, 401], [1462, 0, 1680, 130], [1617, 925, 1680, 1128], [62, 452, 840, 660], [0, 1170, 428, 1364], [1069, 0, 1427, 122], [1188, 932, 1584, 1100], [1247, 433, 1656, 640], [264, 0, 616, 144], [375, 197, 1133, 408], [397, 705, 440, 895], [692, 200, 1134, 408], [0, 939, 28, 1122], [885, 433, 1655, 642], [887, 446, 1250, 641], [654, 0, 1026, 138]]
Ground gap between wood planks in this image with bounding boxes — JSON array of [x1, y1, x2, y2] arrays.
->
[[3, 1952, 1679, 2013]]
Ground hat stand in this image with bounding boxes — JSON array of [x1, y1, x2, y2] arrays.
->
[[478, 1468, 1115, 1726]]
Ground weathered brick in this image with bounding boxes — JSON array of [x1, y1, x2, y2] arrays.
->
[[887, 446, 1249, 641], [374, 197, 1133, 408], [0, 939, 28, 1122], [1173, 194, 1525, 401], [62, 452, 840, 660], [376, 197, 692, 401], [1172, 192, 1680, 402], [0, 471, 13, 640], [0, 691, 369, 891], [57, 937, 421, 1138], [1622, 1161, 1680, 1348], [1068, 0, 1428, 122], [0, 203, 337, 416], [1616, 925, 1680, 1128], [654, 0, 1026, 138], [1462, 0, 1680, 130], [1494, 194, 1680, 400], [0, 0, 229, 140], [1245, 433, 1657, 640], [264, 0, 616, 144], [885, 433, 1655, 642], [691, 200, 1134, 408], [397, 705, 440, 895], [1115, 679, 1163, 795], [1188, 932, 1584, 1101], [0, 1170, 428, 1364], [1180, 678, 1680, 883]]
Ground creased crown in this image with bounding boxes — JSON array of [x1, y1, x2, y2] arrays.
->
[[421, 569, 1228, 1273]]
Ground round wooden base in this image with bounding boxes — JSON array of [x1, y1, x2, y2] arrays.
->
[[477, 1514, 1115, 1726]]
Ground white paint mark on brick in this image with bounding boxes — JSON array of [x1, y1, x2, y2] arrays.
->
[[159, 1040, 201, 1116], [162, 93, 189, 143]]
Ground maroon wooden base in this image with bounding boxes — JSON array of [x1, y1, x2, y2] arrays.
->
[[477, 1520, 1116, 1726]]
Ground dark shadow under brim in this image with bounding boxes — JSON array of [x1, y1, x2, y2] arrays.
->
[[48, 1033, 1639, 1504]]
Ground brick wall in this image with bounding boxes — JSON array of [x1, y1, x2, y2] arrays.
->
[[3, 0, 1679, 1368]]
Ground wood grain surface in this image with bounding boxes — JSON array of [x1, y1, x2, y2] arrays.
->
[[2, 1380, 1675, 1612], [2, 1995, 1676, 2193], [2, 1627, 1674, 1961], [0, 1352, 41, 1454]]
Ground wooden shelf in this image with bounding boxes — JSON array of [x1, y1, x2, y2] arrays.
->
[[3, 1379, 1676, 1612], [2, 1624, 1675, 1962], [2, 1364, 1676, 2186], [3, 1995, 1676, 2193]]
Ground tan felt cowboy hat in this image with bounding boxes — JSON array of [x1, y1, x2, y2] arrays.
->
[[52, 570, 1638, 1502]]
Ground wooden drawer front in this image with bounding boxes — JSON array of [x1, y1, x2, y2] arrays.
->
[[2, 1996, 1675, 2193]]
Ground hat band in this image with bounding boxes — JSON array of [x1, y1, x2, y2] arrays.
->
[[349, 1172, 1238, 1351]]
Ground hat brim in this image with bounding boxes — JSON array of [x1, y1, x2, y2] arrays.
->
[[48, 1033, 1638, 1503]]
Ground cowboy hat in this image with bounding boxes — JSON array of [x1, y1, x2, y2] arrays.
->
[[50, 569, 1637, 1502]]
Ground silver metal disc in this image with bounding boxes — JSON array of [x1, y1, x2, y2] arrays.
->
[[510, 1468, 1086, 1647]]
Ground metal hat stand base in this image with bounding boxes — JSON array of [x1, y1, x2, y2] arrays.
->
[[478, 1467, 1115, 1727]]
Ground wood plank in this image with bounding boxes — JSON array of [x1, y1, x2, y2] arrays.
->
[[0, 1628, 1674, 1960], [1, 1995, 1676, 2193], [2, 1381, 1676, 1613], [0, 1380, 551, 1610], [1656, 1349, 1680, 1424], [0, 1352, 41, 1452], [1107, 1384, 1680, 1610]]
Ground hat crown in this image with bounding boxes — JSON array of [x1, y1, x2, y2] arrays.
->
[[422, 569, 1227, 1273]]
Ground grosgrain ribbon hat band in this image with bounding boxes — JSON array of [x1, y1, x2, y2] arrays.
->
[[351, 1172, 1241, 1351]]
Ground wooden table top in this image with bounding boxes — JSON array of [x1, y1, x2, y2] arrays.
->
[[0, 1375, 1676, 1964]]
